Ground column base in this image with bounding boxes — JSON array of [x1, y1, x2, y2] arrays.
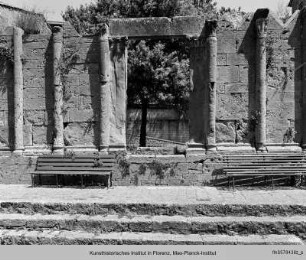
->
[[52, 147, 64, 155], [187, 142, 206, 155], [13, 148, 24, 155], [256, 144, 268, 153]]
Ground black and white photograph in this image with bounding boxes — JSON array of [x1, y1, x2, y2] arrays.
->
[[0, 0, 305, 259]]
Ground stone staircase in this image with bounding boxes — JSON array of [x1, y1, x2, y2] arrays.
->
[[0, 201, 305, 245]]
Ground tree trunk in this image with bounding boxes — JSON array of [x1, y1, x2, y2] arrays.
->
[[139, 99, 148, 147]]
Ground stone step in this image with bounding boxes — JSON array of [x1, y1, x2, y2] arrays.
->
[[0, 229, 303, 245], [1, 202, 306, 217], [0, 213, 305, 240]]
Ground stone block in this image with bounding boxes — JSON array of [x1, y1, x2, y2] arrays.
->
[[216, 121, 236, 143], [24, 124, 33, 146], [0, 124, 9, 147], [24, 88, 45, 100], [217, 54, 227, 66], [23, 48, 49, 60], [217, 31, 237, 53], [63, 75, 79, 86], [23, 42, 49, 50], [217, 93, 248, 120], [32, 126, 47, 145], [63, 122, 95, 146], [23, 59, 46, 69], [78, 74, 90, 86], [24, 98, 46, 110], [24, 110, 46, 126], [68, 109, 94, 123], [224, 83, 248, 93], [217, 66, 239, 83], [217, 84, 225, 93], [109, 16, 205, 38], [239, 66, 249, 83], [24, 75, 47, 88], [78, 85, 92, 96], [227, 53, 248, 66], [0, 101, 8, 111], [78, 96, 93, 110]]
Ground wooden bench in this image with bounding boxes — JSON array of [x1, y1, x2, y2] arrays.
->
[[222, 153, 306, 188], [30, 155, 116, 188]]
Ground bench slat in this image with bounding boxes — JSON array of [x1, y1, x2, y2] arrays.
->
[[37, 158, 116, 162], [36, 166, 113, 171], [37, 162, 115, 167], [38, 155, 115, 158], [31, 171, 111, 175], [227, 173, 303, 176], [224, 166, 306, 170]]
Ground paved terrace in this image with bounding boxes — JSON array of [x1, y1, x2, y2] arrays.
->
[[0, 185, 306, 205]]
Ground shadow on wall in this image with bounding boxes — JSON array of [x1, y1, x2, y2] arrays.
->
[[86, 35, 101, 149], [288, 11, 303, 145], [238, 9, 269, 148], [44, 37, 54, 147]]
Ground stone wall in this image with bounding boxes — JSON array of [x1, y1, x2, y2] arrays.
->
[[0, 28, 13, 149], [0, 10, 304, 153], [189, 10, 301, 148], [1, 10, 306, 185], [126, 108, 189, 148]]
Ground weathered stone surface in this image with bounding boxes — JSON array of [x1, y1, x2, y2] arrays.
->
[[217, 93, 248, 120], [63, 123, 95, 146], [216, 122, 236, 143], [32, 126, 48, 145], [217, 66, 239, 83], [23, 123, 33, 146], [109, 16, 205, 38], [24, 111, 46, 125]]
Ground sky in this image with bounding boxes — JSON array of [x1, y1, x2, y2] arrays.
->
[[0, 0, 290, 20]]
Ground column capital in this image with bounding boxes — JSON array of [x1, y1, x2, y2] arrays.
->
[[99, 23, 109, 39], [256, 18, 268, 39], [205, 20, 217, 38]]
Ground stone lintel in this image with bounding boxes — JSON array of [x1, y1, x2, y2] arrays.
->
[[108, 16, 206, 38]]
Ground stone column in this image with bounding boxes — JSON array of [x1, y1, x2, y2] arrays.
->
[[255, 18, 268, 152], [51, 24, 64, 153], [99, 24, 111, 151], [206, 21, 218, 151], [303, 16, 306, 150], [13, 27, 24, 153]]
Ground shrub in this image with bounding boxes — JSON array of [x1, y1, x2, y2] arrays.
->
[[15, 12, 45, 34]]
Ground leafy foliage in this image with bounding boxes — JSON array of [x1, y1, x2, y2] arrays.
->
[[128, 40, 190, 112], [63, 0, 245, 146], [15, 12, 46, 34], [63, 0, 218, 34]]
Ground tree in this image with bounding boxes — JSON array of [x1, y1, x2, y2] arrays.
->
[[128, 40, 190, 146], [275, 0, 291, 23], [63, 0, 218, 147]]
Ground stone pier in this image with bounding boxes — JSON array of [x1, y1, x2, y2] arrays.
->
[[99, 24, 111, 151], [50, 22, 64, 153], [13, 27, 24, 153], [206, 21, 218, 151], [255, 18, 268, 152]]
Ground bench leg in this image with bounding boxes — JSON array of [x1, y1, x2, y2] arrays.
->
[[56, 175, 59, 187], [81, 175, 84, 188], [39, 174, 42, 186], [232, 177, 235, 190], [32, 174, 35, 187], [107, 176, 110, 189]]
